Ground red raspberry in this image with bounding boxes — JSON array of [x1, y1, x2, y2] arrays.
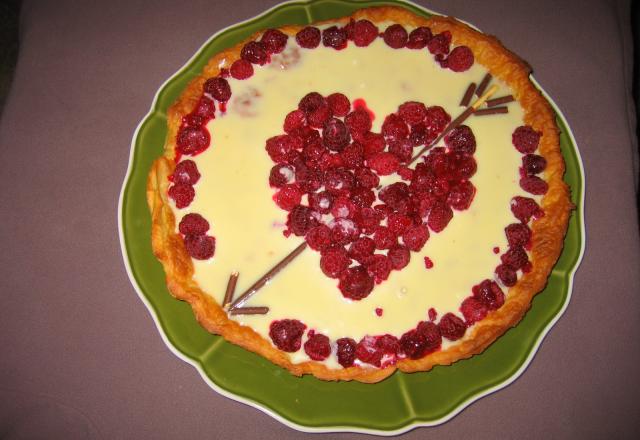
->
[[350, 187, 375, 208], [522, 154, 547, 175], [184, 114, 204, 128], [512, 125, 541, 153], [399, 326, 438, 360], [416, 193, 437, 218], [327, 93, 351, 117], [178, 213, 209, 236], [340, 143, 364, 169], [322, 118, 351, 151], [428, 308, 438, 321], [287, 205, 318, 236], [171, 160, 200, 185], [304, 333, 331, 361], [388, 245, 410, 270], [345, 109, 372, 134], [438, 313, 466, 340], [203, 77, 231, 101], [424, 106, 451, 139], [373, 225, 397, 249], [283, 109, 306, 133], [320, 247, 350, 278], [362, 132, 385, 158], [266, 135, 301, 163], [296, 26, 321, 48], [451, 154, 477, 181], [424, 256, 434, 269], [260, 28, 288, 54], [324, 170, 355, 197], [291, 125, 321, 146], [322, 25, 348, 50], [387, 213, 412, 235], [383, 24, 408, 48], [302, 142, 327, 165], [367, 254, 392, 283], [241, 41, 268, 65], [375, 334, 400, 356], [401, 224, 430, 252], [193, 96, 216, 119], [348, 237, 376, 264], [410, 166, 435, 194], [367, 152, 400, 176], [269, 319, 306, 352], [295, 165, 322, 193], [329, 218, 360, 245], [445, 125, 476, 154], [398, 101, 427, 126], [379, 182, 410, 209], [427, 31, 451, 55], [339, 266, 374, 300], [268, 163, 294, 187], [446, 46, 474, 72], [416, 321, 442, 350], [520, 176, 549, 195], [501, 246, 529, 270], [447, 181, 476, 211], [428, 203, 453, 233], [184, 234, 216, 260], [351, 19, 378, 46], [168, 183, 195, 208], [305, 224, 331, 251], [473, 279, 505, 310], [495, 264, 518, 287], [510, 196, 543, 223], [432, 177, 450, 199], [355, 207, 382, 234], [308, 190, 333, 214], [389, 139, 413, 164], [398, 166, 414, 181], [505, 223, 531, 247], [298, 92, 326, 115], [460, 297, 488, 325], [382, 114, 409, 141], [307, 106, 332, 129], [406, 26, 432, 49], [274, 184, 302, 211], [409, 123, 428, 146], [336, 337, 357, 367], [356, 336, 383, 366], [176, 126, 210, 155], [318, 152, 344, 171], [229, 59, 253, 80]]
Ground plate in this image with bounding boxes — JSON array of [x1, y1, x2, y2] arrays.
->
[[118, 0, 585, 434]]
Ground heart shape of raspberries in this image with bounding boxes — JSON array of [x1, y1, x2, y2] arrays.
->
[[266, 92, 477, 301]]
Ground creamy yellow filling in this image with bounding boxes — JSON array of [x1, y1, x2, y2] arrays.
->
[[177, 36, 534, 366]]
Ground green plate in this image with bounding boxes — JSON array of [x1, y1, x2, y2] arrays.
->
[[118, 0, 585, 434]]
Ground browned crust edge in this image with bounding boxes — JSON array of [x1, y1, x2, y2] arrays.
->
[[146, 6, 572, 383]]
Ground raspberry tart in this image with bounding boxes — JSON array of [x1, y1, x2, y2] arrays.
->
[[147, 6, 572, 383]]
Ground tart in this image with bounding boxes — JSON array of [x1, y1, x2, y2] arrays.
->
[[147, 6, 572, 383]]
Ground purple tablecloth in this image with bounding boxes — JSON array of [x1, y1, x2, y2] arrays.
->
[[1, 0, 639, 438]]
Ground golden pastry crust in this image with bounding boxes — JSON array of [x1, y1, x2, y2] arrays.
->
[[147, 6, 572, 383]]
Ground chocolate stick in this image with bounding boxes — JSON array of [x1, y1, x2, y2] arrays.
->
[[486, 95, 514, 107], [475, 73, 492, 97], [228, 241, 308, 310], [229, 306, 270, 316], [474, 106, 509, 116], [223, 272, 239, 308], [460, 82, 476, 107]]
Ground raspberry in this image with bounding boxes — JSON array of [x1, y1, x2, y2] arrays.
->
[[520, 175, 549, 195], [322, 118, 351, 151], [241, 41, 268, 65], [327, 93, 351, 117], [398, 166, 413, 181], [308, 190, 333, 214], [269, 319, 306, 352], [307, 106, 332, 128], [367, 254, 392, 283], [318, 152, 344, 171], [460, 297, 488, 325], [324, 170, 355, 197], [428, 308, 438, 321], [427, 31, 451, 55], [340, 143, 364, 169], [336, 337, 357, 367], [427, 203, 453, 233], [302, 142, 327, 165], [184, 114, 204, 128], [305, 224, 331, 251], [355, 207, 382, 234], [350, 187, 375, 208], [399, 324, 439, 360], [410, 166, 435, 194], [382, 114, 409, 141], [451, 154, 477, 180], [355, 336, 383, 366], [510, 196, 543, 223], [401, 224, 430, 252], [416, 321, 442, 349], [168, 183, 195, 208], [389, 139, 413, 164], [339, 266, 374, 300], [505, 223, 531, 247], [438, 313, 466, 340], [298, 92, 326, 115], [176, 126, 210, 155], [445, 125, 476, 154], [409, 123, 428, 146], [295, 26, 321, 48], [193, 97, 216, 119], [229, 59, 253, 80], [446, 46, 474, 72], [184, 234, 216, 260], [268, 163, 294, 187], [512, 125, 541, 153], [303, 333, 331, 360], [387, 213, 412, 235], [261, 28, 288, 54], [447, 181, 476, 211], [388, 245, 410, 270], [283, 109, 306, 133], [398, 101, 427, 126], [320, 247, 350, 278], [473, 279, 505, 310], [416, 193, 437, 217], [322, 25, 348, 50], [203, 77, 231, 101], [379, 182, 410, 208], [424, 106, 451, 139], [178, 213, 209, 236], [501, 246, 529, 270], [267, 134, 302, 163], [274, 184, 302, 211], [376, 334, 400, 356], [424, 256, 434, 269], [172, 160, 200, 185], [383, 24, 408, 48], [287, 205, 318, 236], [295, 165, 322, 193], [350, 19, 378, 46], [495, 264, 518, 287], [362, 132, 385, 158], [522, 154, 547, 175], [348, 237, 376, 264], [345, 109, 372, 134], [367, 152, 400, 176], [372, 226, 397, 250], [329, 218, 360, 245], [432, 177, 450, 199], [291, 125, 321, 147], [406, 26, 432, 49]]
